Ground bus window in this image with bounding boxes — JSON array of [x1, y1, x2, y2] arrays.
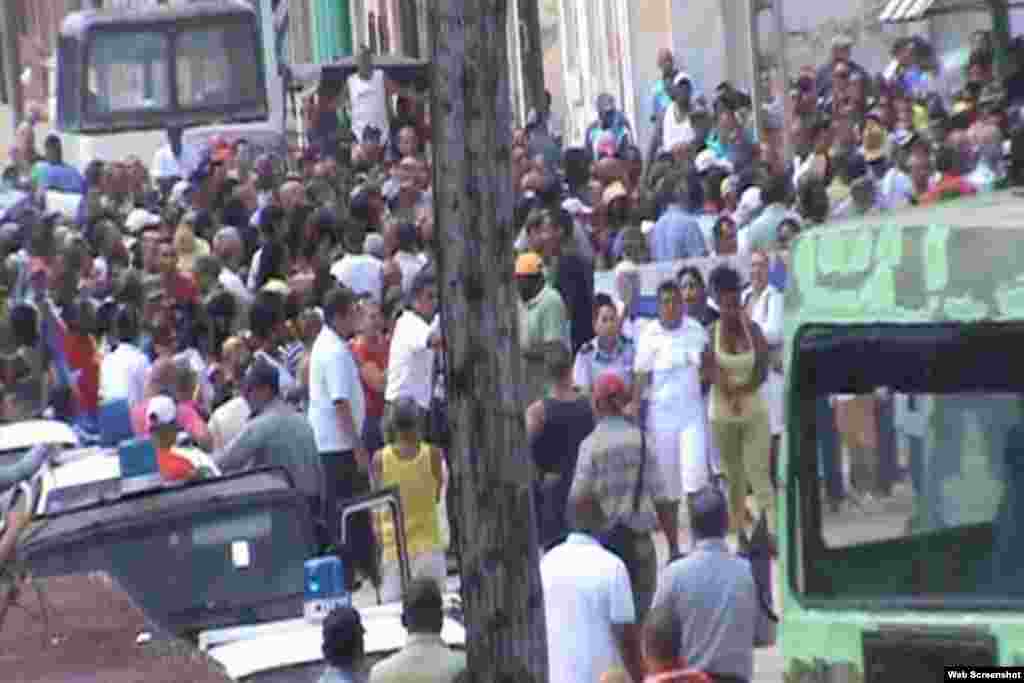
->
[[175, 23, 262, 111], [792, 322, 1024, 605], [87, 31, 171, 113], [820, 392, 1014, 548]]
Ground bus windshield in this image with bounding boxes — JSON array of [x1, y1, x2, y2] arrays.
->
[[86, 22, 260, 115], [790, 323, 1024, 608]]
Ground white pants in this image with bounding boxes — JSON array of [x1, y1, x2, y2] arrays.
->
[[380, 549, 447, 604]]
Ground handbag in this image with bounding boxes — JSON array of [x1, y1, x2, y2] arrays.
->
[[600, 413, 647, 570]]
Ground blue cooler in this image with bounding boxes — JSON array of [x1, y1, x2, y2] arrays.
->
[[304, 556, 349, 620], [118, 438, 161, 493]]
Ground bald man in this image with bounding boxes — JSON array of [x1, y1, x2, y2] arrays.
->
[[650, 49, 678, 124]]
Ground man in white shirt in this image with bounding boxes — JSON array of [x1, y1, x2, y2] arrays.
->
[[308, 286, 373, 582], [99, 306, 150, 406], [386, 271, 443, 415], [348, 46, 396, 151], [331, 233, 385, 303], [541, 502, 642, 683]]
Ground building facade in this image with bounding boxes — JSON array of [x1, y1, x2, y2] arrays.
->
[[555, 0, 1024, 155]]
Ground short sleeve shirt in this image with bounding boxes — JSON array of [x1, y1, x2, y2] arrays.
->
[[571, 416, 666, 533], [519, 285, 569, 351], [308, 326, 366, 453], [635, 318, 708, 420], [385, 310, 436, 409], [573, 336, 635, 392]]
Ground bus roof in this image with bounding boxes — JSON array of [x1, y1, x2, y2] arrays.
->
[[60, 0, 255, 37], [785, 189, 1024, 326]]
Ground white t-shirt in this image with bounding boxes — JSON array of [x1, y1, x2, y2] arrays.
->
[[662, 104, 697, 153], [385, 310, 438, 409], [219, 267, 254, 307], [307, 326, 365, 453], [331, 253, 384, 303], [394, 250, 428, 295], [348, 69, 390, 145], [541, 534, 635, 683], [634, 317, 708, 420], [99, 342, 151, 406], [151, 143, 201, 180]]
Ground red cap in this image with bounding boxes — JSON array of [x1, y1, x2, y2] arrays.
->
[[593, 371, 628, 405]]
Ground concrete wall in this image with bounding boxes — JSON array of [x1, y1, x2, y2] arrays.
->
[[630, 0, 673, 153], [0, 106, 12, 166]]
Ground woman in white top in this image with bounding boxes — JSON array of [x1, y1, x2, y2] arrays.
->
[[631, 280, 711, 508], [743, 249, 785, 483]]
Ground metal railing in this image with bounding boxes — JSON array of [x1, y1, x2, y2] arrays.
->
[[338, 486, 411, 605]]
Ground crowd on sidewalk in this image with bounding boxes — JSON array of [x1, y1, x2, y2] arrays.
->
[[2, 28, 1023, 681]]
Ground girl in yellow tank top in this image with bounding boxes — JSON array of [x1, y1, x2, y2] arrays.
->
[[371, 399, 445, 601]]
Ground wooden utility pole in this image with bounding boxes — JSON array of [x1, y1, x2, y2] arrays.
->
[[428, 1, 549, 681]]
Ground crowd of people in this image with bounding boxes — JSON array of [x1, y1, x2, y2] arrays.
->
[[1, 26, 1023, 681]]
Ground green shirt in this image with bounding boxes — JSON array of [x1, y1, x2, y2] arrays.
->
[[519, 284, 569, 351]]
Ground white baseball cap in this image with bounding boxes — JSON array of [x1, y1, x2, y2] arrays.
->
[[125, 208, 161, 234], [147, 395, 177, 429], [695, 149, 733, 175]]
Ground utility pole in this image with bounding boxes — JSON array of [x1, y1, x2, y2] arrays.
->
[[0, 0, 23, 128], [428, 0, 549, 681]]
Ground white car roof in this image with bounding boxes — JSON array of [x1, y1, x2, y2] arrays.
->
[[36, 446, 221, 516], [0, 420, 78, 453], [201, 597, 465, 680]]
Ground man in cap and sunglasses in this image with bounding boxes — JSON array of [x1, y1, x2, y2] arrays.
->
[[516, 252, 569, 405]]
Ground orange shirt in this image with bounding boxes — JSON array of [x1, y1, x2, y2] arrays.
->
[[157, 447, 197, 482]]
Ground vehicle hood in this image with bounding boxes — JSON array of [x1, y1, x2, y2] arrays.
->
[[200, 597, 465, 680]]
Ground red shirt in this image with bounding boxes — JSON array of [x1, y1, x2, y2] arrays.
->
[[350, 335, 389, 419], [157, 447, 197, 481], [64, 332, 99, 413], [163, 271, 200, 305]]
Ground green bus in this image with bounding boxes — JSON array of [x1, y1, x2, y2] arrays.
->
[[780, 190, 1024, 681]]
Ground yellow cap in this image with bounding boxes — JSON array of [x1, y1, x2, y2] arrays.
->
[[515, 252, 544, 276]]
